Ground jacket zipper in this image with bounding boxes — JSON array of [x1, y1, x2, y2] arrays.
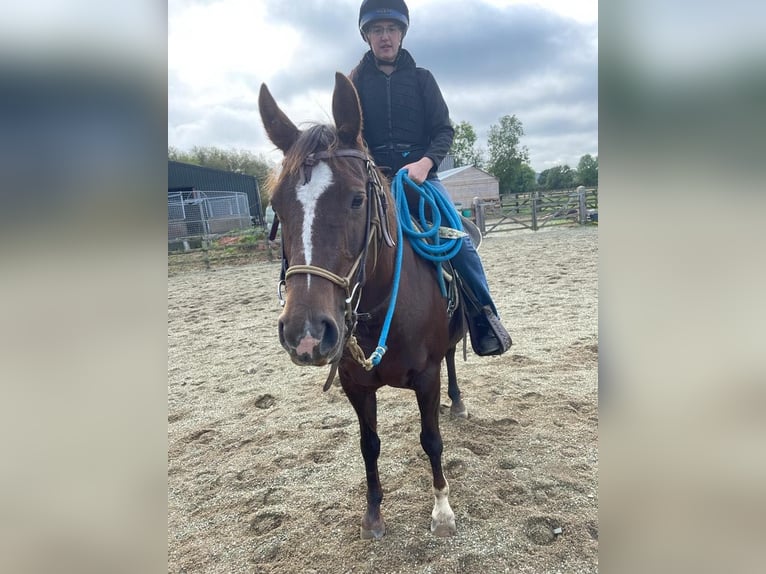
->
[[385, 75, 393, 145]]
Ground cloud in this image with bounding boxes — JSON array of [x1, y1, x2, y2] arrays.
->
[[169, 0, 597, 171]]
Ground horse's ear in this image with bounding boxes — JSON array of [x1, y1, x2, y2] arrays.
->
[[259, 83, 300, 153], [332, 72, 363, 147]]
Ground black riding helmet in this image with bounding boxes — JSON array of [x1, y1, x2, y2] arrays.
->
[[358, 0, 409, 40]]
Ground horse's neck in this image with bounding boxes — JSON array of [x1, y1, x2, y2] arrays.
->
[[357, 218, 402, 317]]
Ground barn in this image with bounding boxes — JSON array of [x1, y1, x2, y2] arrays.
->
[[168, 161, 265, 239], [436, 164, 500, 208]]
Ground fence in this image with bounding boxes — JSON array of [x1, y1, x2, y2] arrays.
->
[[473, 187, 598, 235], [168, 190, 252, 241]]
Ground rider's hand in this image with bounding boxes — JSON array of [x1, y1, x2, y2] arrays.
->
[[400, 157, 434, 185]]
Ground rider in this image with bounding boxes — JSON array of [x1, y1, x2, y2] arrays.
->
[[349, 0, 511, 356]]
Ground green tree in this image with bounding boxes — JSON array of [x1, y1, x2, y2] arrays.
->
[[169, 145, 273, 181], [537, 168, 551, 189], [449, 120, 484, 168], [486, 115, 530, 194], [576, 154, 598, 186], [513, 163, 538, 194], [538, 165, 576, 190]]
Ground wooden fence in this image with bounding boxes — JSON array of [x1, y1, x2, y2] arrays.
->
[[472, 187, 598, 234]]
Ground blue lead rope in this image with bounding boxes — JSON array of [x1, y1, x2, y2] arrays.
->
[[366, 170, 464, 367], [367, 189, 403, 367]]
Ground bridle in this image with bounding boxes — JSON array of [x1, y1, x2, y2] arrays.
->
[[270, 147, 396, 385]]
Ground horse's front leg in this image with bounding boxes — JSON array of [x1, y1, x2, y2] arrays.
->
[[341, 379, 385, 540], [415, 373, 457, 537]]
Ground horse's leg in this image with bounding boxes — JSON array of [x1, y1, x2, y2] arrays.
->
[[445, 346, 468, 418], [341, 381, 385, 540], [415, 374, 457, 537]]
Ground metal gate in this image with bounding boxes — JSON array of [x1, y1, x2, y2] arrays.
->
[[168, 191, 252, 240]]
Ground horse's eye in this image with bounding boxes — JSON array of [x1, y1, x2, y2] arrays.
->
[[351, 194, 364, 209]]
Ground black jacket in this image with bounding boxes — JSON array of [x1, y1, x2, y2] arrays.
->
[[350, 49, 454, 178]]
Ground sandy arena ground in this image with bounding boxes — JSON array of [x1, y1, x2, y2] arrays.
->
[[168, 224, 598, 573]]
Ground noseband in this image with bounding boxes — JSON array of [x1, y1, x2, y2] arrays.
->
[[273, 147, 396, 384]]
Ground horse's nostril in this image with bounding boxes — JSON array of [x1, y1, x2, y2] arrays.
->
[[319, 318, 339, 356]]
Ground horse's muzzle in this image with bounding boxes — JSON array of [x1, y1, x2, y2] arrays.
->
[[278, 312, 342, 366]]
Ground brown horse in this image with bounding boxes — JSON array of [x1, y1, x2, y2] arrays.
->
[[258, 72, 467, 539]]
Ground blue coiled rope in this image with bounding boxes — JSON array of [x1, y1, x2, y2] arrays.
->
[[391, 170, 464, 296], [367, 170, 464, 367]]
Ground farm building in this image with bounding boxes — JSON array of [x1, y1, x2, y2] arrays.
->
[[436, 165, 500, 207], [167, 161, 264, 240]]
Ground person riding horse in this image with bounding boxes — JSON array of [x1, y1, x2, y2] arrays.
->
[[350, 0, 512, 356]]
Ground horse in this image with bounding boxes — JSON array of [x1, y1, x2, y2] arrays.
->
[[258, 72, 468, 539]]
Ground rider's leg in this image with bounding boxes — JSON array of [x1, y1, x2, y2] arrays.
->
[[450, 233, 498, 316]]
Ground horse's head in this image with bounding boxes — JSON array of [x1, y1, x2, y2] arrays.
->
[[259, 73, 388, 367]]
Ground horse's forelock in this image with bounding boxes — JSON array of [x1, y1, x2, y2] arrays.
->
[[277, 124, 339, 188]]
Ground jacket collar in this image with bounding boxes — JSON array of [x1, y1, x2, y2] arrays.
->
[[361, 48, 416, 73]]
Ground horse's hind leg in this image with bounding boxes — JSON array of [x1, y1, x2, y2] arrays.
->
[[415, 373, 457, 537], [445, 347, 468, 418], [341, 380, 385, 540]]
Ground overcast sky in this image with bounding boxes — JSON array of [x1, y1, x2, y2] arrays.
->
[[168, 0, 597, 172]]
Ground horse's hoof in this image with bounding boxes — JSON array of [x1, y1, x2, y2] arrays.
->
[[431, 519, 457, 537], [361, 515, 386, 540], [450, 399, 468, 419], [360, 525, 385, 540]]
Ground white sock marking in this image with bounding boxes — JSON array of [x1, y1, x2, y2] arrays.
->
[[431, 482, 456, 533], [295, 162, 333, 288]]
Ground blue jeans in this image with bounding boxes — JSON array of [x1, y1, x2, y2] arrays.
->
[[428, 179, 499, 317]]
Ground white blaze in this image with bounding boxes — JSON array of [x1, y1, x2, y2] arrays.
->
[[295, 162, 333, 288]]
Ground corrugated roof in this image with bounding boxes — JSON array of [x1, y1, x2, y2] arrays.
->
[[437, 165, 472, 179], [168, 160, 259, 192]]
